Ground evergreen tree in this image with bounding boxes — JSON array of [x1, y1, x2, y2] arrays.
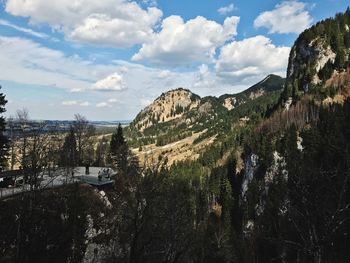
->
[[0, 86, 8, 171], [60, 127, 77, 170], [109, 123, 130, 179], [110, 123, 126, 157]]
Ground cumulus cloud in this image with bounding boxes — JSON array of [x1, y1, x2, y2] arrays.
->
[[192, 64, 216, 89], [158, 70, 173, 79], [5, 0, 163, 48], [92, 72, 126, 92], [132, 15, 240, 65], [216, 35, 290, 83], [254, 1, 312, 34], [218, 4, 236, 15]]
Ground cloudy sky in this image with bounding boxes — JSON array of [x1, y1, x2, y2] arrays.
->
[[0, 0, 348, 120]]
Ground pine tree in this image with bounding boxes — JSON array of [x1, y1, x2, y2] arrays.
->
[[0, 86, 8, 171], [110, 123, 126, 157], [60, 127, 77, 169]]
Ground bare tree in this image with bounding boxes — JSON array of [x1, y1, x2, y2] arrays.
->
[[7, 115, 16, 171], [73, 114, 95, 166], [16, 109, 30, 186]]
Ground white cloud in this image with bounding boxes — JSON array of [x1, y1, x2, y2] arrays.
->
[[192, 64, 216, 89], [132, 15, 240, 65], [158, 70, 172, 79], [92, 72, 126, 92], [140, 98, 153, 107], [0, 19, 50, 39], [62, 100, 90, 106], [62, 100, 78, 106], [0, 32, 290, 120], [108, 98, 118, 103], [5, 0, 163, 48], [70, 88, 85, 93], [96, 102, 111, 108], [216, 35, 290, 83], [254, 1, 312, 34], [218, 4, 236, 15], [0, 36, 124, 92], [80, 101, 90, 106]]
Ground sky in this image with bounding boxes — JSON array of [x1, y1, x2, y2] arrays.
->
[[0, 0, 349, 121]]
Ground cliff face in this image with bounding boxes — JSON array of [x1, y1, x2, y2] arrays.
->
[[287, 39, 336, 85], [283, 9, 350, 102]]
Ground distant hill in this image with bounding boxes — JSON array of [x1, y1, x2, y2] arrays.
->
[[219, 74, 285, 110], [125, 75, 284, 165]]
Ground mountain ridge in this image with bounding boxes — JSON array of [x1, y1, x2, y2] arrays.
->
[[130, 74, 285, 134], [125, 74, 285, 166]]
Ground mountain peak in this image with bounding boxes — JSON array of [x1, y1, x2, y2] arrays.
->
[[133, 88, 201, 131], [219, 74, 285, 110]]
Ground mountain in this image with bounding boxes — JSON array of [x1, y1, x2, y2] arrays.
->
[[129, 74, 284, 135], [282, 8, 350, 104], [132, 88, 201, 131], [219, 74, 285, 110], [230, 9, 350, 262], [125, 75, 284, 166]]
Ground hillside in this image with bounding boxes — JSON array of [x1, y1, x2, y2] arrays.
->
[[132, 88, 200, 131], [125, 75, 284, 166], [226, 9, 350, 262], [127, 8, 350, 262], [282, 8, 350, 105], [219, 74, 285, 110]]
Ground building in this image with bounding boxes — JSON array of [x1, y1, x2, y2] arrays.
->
[[75, 167, 115, 186]]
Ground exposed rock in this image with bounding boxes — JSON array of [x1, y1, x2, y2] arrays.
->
[[132, 88, 200, 131], [284, 97, 293, 111], [222, 97, 236, 110], [241, 154, 259, 197], [249, 88, 265, 99]]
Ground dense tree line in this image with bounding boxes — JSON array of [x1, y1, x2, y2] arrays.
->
[[237, 99, 350, 262]]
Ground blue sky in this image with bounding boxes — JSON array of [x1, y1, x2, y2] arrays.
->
[[0, 0, 348, 120]]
